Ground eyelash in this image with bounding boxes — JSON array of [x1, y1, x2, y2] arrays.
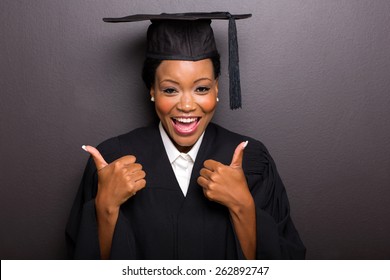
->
[[161, 87, 211, 95], [162, 88, 178, 94], [195, 87, 210, 94]]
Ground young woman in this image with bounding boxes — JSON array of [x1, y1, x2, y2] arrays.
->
[[66, 12, 305, 260]]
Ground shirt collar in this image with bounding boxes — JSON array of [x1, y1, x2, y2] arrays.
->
[[159, 122, 204, 164]]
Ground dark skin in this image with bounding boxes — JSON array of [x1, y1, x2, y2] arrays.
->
[[83, 59, 256, 260]]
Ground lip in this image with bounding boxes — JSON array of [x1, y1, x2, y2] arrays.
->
[[171, 117, 201, 136]]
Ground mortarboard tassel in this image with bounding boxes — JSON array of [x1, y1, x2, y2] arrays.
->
[[227, 13, 242, 109]]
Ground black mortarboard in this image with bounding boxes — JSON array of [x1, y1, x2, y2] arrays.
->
[[103, 12, 252, 109]]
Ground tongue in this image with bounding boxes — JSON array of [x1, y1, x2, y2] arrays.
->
[[174, 120, 198, 134]]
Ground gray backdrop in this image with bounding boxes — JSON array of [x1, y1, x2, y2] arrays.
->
[[1, 0, 389, 259]]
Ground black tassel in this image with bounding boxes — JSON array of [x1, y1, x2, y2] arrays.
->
[[227, 13, 242, 109]]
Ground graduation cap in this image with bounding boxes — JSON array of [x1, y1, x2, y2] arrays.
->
[[103, 12, 252, 109]]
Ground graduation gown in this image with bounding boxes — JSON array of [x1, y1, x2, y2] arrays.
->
[[66, 123, 306, 259]]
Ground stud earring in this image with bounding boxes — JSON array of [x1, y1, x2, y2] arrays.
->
[[216, 97, 219, 102], [151, 96, 155, 102]]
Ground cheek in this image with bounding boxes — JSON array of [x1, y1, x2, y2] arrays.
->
[[199, 85, 218, 113], [155, 98, 175, 117], [198, 97, 217, 114]]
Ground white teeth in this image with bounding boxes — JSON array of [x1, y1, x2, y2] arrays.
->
[[174, 117, 197, 123]]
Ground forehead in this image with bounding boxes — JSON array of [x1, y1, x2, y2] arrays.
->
[[156, 59, 214, 79]]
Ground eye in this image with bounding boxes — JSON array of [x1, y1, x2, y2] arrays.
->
[[162, 88, 178, 95], [195, 86, 210, 94]]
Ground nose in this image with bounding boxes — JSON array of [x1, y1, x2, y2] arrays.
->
[[177, 93, 196, 112]]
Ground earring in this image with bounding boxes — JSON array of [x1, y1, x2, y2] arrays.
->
[[216, 97, 219, 102], [151, 96, 155, 102]]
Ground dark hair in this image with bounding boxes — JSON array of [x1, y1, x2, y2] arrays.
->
[[141, 54, 221, 90]]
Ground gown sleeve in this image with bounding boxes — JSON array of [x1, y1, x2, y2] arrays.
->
[[244, 141, 306, 259], [65, 157, 101, 259], [65, 138, 137, 259]]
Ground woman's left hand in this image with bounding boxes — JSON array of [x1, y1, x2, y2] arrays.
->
[[197, 141, 252, 211], [198, 141, 256, 259]]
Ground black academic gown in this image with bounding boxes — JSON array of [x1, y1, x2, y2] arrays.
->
[[66, 123, 306, 259]]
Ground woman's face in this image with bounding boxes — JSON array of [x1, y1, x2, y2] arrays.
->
[[151, 59, 218, 153]]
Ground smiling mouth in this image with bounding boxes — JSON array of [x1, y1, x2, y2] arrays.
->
[[171, 117, 201, 135]]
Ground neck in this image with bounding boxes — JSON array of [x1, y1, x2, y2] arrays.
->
[[174, 143, 193, 154]]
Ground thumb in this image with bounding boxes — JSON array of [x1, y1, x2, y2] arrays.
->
[[230, 141, 248, 168], [82, 145, 108, 171]]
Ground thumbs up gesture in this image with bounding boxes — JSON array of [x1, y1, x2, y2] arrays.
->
[[82, 145, 146, 213], [197, 141, 251, 211]]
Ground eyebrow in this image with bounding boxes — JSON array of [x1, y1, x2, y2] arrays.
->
[[159, 79, 180, 85], [194, 77, 213, 83], [159, 77, 213, 85]]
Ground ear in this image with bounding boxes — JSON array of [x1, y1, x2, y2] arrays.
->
[[150, 86, 155, 99], [214, 78, 219, 97]]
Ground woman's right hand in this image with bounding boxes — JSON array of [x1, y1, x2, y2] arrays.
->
[[82, 145, 146, 259], [82, 145, 146, 213]]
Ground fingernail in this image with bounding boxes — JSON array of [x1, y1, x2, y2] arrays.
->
[[81, 145, 88, 152], [243, 141, 249, 148]]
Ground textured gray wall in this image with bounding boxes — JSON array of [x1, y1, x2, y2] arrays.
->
[[1, 0, 389, 259]]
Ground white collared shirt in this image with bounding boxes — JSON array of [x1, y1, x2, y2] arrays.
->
[[159, 122, 204, 196]]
